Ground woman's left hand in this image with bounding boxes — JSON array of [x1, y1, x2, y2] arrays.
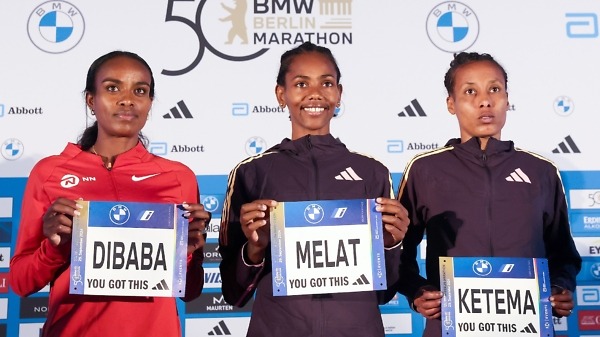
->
[[550, 286, 574, 318], [182, 202, 212, 255], [376, 197, 409, 248]]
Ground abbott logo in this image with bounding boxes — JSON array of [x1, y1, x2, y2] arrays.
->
[[148, 142, 168, 156], [387, 140, 404, 153], [566, 13, 599, 38], [163, 100, 193, 119], [232, 103, 249, 116], [577, 286, 600, 306]]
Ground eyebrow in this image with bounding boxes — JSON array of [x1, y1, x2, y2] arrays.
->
[[462, 79, 503, 86], [101, 78, 151, 87], [292, 74, 336, 80]]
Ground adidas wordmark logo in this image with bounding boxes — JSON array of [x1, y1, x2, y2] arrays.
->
[[208, 320, 232, 335], [505, 168, 530, 184], [335, 167, 362, 181]]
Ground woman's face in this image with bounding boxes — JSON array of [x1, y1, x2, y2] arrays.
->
[[447, 60, 509, 146], [276, 51, 342, 140], [86, 55, 153, 141]]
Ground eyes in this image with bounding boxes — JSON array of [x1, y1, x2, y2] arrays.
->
[[290, 74, 338, 89], [464, 86, 503, 95], [105, 84, 149, 96], [294, 80, 336, 88]]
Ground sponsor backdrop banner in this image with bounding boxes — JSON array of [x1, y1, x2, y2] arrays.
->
[[0, 0, 598, 336]]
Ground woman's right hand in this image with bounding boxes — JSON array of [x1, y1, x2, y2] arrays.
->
[[240, 199, 277, 263], [413, 286, 444, 319], [42, 198, 81, 247]]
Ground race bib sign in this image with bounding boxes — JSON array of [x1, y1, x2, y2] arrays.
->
[[270, 198, 386, 296], [439, 257, 553, 337], [70, 201, 189, 297]]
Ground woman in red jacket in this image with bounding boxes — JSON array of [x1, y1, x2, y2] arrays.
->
[[9, 51, 211, 337]]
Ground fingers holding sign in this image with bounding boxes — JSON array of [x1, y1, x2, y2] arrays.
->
[[182, 202, 212, 255], [240, 199, 277, 264], [376, 197, 409, 248], [42, 198, 82, 247]]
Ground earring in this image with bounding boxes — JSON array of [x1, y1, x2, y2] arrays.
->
[[336, 102, 341, 107], [280, 103, 285, 108], [90, 109, 95, 116]]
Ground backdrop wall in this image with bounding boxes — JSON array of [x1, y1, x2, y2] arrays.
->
[[1, 1, 599, 336]]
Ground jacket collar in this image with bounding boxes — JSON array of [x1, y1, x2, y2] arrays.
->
[[274, 134, 346, 155], [64, 141, 150, 166], [446, 137, 514, 164]]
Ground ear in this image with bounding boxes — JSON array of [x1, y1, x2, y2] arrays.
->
[[447, 96, 456, 115], [85, 92, 94, 111], [275, 85, 285, 107], [338, 83, 343, 96]]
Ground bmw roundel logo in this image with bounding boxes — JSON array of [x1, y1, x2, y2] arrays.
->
[[245, 136, 267, 156], [27, 1, 85, 54], [472, 259, 492, 276], [202, 195, 220, 212], [304, 204, 325, 224], [1, 138, 24, 160], [110, 204, 130, 225], [591, 262, 600, 279], [553, 96, 574, 117], [426, 1, 479, 53]]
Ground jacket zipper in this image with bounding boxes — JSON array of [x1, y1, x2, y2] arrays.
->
[[307, 135, 326, 335], [307, 135, 320, 199], [482, 152, 494, 256]]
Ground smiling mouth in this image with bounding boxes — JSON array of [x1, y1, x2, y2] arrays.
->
[[303, 107, 326, 114]]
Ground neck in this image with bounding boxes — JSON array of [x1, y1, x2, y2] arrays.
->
[[91, 145, 114, 170]]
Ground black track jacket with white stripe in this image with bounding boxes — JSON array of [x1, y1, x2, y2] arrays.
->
[[396, 137, 581, 337], [219, 133, 401, 337]]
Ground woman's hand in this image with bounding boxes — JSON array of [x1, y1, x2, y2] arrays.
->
[[376, 197, 409, 247], [182, 202, 212, 255], [240, 199, 277, 264], [42, 198, 81, 247]]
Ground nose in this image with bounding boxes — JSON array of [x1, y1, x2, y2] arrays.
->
[[307, 86, 324, 100], [479, 92, 491, 108], [118, 91, 134, 106]]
